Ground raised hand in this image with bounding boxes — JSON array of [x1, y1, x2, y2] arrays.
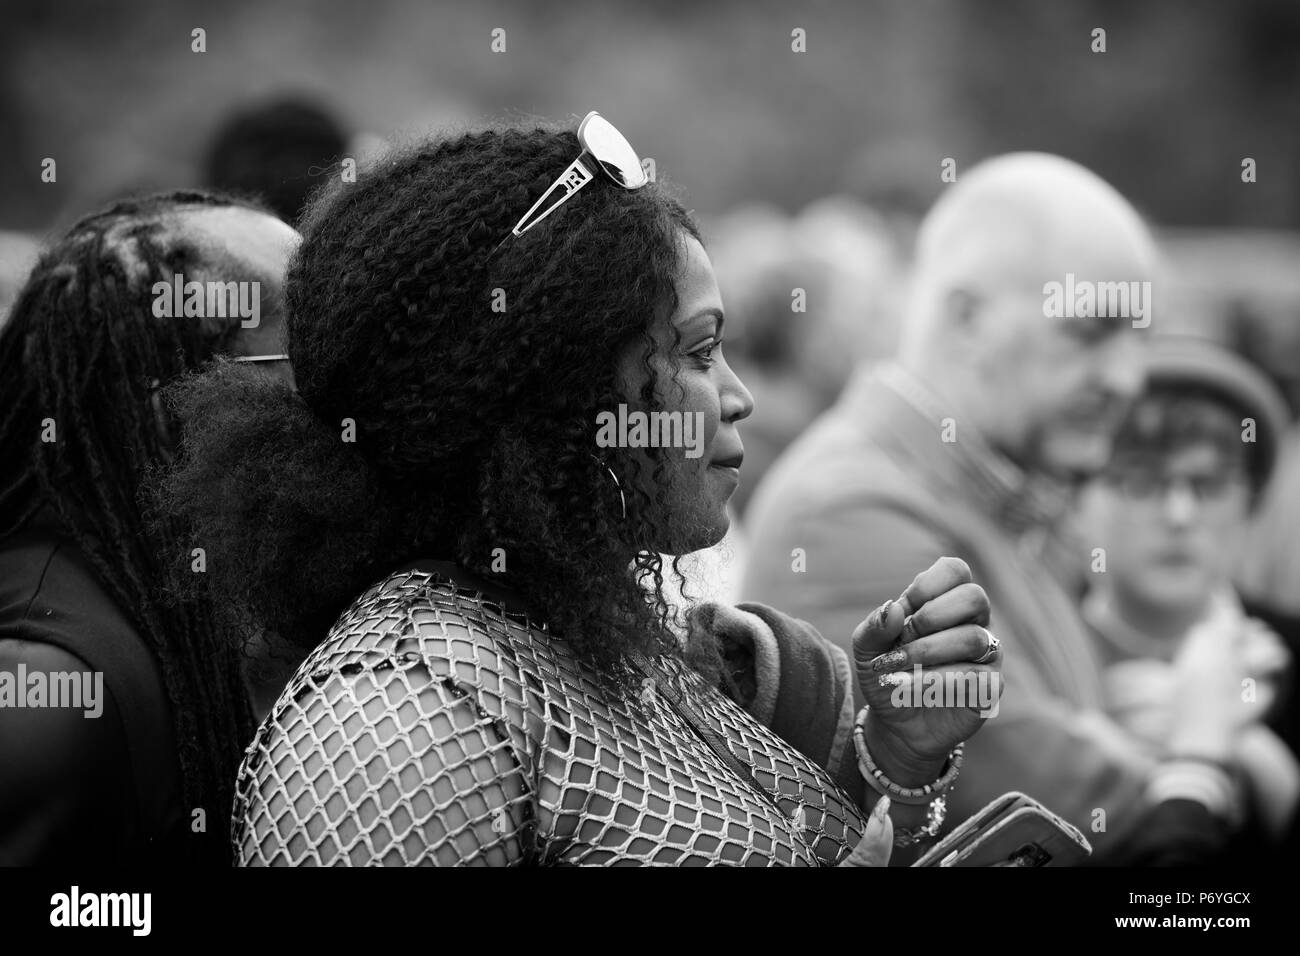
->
[[852, 557, 1004, 785]]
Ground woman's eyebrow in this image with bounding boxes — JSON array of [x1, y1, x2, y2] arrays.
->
[[677, 306, 724, 335]]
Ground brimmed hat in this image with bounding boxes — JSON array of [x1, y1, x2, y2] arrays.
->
[[1137, 335, 1289, 491]]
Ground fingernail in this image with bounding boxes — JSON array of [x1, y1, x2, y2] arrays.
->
[[870, 648, 908, 673], [870, 795, 891, 828], [864, 799, 889, 844], [878, 672, 906, 688], [872, 599, 894, 630]]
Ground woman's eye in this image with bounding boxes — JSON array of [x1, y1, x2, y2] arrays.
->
[[692, 340, 721, 364]]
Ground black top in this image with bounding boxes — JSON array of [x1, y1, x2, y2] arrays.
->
[[1242, 597, 1300, 759], [1244, 597, 1300, 862], [0, 510, 186, 866]]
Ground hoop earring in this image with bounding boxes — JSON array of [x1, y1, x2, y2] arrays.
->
[[589, 454, 627, 520]]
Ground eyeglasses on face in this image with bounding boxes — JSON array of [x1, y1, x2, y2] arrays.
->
[[1106, 466, 1246, 502]]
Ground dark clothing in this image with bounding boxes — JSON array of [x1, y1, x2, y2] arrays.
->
[[1243, 599, 1300, 758], [0, 510, 186, 865], [1123, 799, 1235, 867], [1243, 597, 1300, 860]]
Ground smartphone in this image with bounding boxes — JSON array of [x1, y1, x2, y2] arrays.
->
[[911, 791, 1092, 867]]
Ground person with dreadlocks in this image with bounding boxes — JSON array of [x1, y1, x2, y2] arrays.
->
[[154, 115, 1004, 866], [0, 191, 299, 866]]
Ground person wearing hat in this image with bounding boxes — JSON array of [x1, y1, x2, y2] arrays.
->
[[1076, 334, 1300, 861]]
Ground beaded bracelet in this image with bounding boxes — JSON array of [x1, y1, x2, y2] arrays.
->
[[852, 704, 965, 805]]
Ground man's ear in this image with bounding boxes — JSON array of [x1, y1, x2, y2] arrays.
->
[[943, 287, 980, 331]]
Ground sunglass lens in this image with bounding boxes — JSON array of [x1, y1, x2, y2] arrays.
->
[[579, 112, 648, 189]]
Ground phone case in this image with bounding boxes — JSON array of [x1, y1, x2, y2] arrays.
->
[[949, 805, 1091, 866], [911, 791, 1092, 867], [911, 791, 1029, 866]]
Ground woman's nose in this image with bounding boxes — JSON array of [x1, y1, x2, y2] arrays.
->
[[720, 358, 754, 423]]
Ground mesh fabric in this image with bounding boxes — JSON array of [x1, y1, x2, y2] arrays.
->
[[233, 568, 867, 865]]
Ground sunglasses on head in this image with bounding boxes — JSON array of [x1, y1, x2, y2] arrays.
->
[[492, 111, 649, 255]]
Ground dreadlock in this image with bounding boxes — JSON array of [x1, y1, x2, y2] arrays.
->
[[0, 189, 263, 865]]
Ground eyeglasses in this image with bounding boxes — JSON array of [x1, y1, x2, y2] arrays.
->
[[1106, 467, 1245, 502], [230, 353, 297, 391], [493, 111, 649, 255]]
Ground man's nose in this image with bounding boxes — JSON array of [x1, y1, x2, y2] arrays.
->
[[1098, 333, 1145, 401], [1163, 480, 1199, 526]]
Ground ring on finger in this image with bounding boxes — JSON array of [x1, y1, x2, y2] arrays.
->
[[973, 629, 1000, 665], [901, 615, 920, 643]]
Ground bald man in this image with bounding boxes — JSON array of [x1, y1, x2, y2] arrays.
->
[[742, 154, 1247, 863]]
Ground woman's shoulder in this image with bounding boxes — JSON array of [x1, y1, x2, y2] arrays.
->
[[298, 563, 548, 680], [235, 564, 544, 865], [247, 562, 551, 774], [0, 638, 145, 864], [0, 526, 184, 860], [0, 525, 139, 637]]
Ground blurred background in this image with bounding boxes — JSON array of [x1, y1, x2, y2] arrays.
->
[[2, 0, 1297, 558]]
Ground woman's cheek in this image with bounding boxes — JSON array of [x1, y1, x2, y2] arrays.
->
[[685, 376, 720, 452]]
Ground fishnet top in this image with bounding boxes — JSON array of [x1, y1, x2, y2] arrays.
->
[[233, 566, 868, 865]]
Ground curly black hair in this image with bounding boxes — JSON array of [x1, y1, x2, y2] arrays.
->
[[152, 122, 715, 674], [0, 190, 266, 864]]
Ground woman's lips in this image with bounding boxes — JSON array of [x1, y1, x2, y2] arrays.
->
[[710, 453, 743, 470], [708, 448, 743, 493], [709, 457, 742, 488]]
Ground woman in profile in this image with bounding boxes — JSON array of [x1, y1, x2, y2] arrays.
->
[[156, 115, 1003, 866]]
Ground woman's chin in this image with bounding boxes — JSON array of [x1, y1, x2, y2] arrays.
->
[[639, 467, 735, 555], [676, 509, 731, 555]]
